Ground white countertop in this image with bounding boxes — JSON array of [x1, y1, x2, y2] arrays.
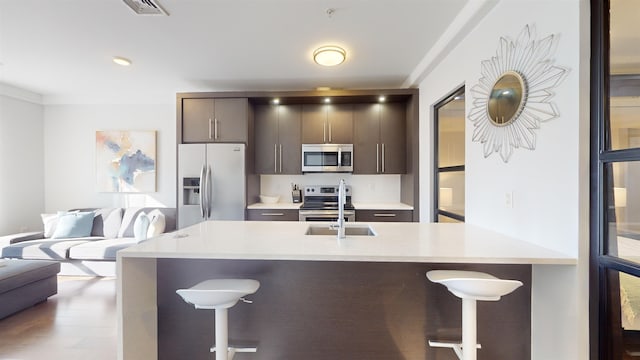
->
[[352, 202, 414, 210], [247, 202, 413, 210], [119, 221, 575, 265], [247, 202, 301, 209]]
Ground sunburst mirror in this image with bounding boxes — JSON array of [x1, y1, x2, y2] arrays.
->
[[468, 24, 569, 162]]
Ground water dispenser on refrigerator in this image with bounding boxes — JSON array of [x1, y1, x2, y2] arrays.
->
[[182, 177, 200, 205]]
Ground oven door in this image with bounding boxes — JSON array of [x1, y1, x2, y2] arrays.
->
[[299, 210, 355, 222], [301, 144, 353, 172]]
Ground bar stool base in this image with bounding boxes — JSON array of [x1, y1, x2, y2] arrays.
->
[[428, 340, 481, 360], [210, 346, 258, 360]]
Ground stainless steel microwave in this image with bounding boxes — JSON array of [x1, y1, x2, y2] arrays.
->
[[301, 144, 353, 173]]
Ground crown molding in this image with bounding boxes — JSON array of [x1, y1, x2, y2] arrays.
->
[[0, 82, 43, 104]]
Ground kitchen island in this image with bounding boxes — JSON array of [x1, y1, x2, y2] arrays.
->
[[117, 221, 575, 360]]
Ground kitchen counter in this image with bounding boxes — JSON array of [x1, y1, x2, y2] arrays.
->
[[352, 202, 414, 210], [246, 202, 301, 209], [117, 221, 575, 359], [119, 220, 573, 264]]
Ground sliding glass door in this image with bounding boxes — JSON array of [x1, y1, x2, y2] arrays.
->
[[434, 86, 465, 223], [592, 0, 640, 358]]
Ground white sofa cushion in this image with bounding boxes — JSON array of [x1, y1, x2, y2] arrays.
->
[[40, 213, 58, 238], [91, 208, 123, 239], [147, 210, 166, 238], [1, 237, 102, 260], [118, 208, 144, 238], [68, 238, 139, 261]]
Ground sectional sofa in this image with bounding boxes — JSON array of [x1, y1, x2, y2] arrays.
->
[[0, 207, 176, 276]]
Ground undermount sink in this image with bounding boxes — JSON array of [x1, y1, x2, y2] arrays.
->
[[304, 224, 377, 236]]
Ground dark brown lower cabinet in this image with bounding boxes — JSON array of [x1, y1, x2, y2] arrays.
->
[[247, 209, 299, 221], [356, 209, 413, 222]]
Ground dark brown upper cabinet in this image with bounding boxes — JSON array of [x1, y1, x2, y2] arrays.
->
[[254, 104, 302, 174], [301, 104, 353, 144], [182, 98, 248, 143], [353, 102, 406, 174]]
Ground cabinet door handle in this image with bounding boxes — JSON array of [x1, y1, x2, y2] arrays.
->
[[374, 213, 396, 217], [261, 212, 284, 216], [382, 143, 386, 173], [376, 143, 380, 173], [274, 144, 278, 173], [214, 118, 219, 139], [323, 121, 327, 143], [279, 144, 283, 173], [329, 122, 332, 143], [208, 118, 213, 139]]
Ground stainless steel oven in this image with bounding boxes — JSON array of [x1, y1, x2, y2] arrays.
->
[[301, 144, 353, 173], [299, 209, 355, 222], [298, 185, 356, 222]]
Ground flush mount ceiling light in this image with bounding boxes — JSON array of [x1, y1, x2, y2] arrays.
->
[[313, 46, 346, 66], [113, 57, 132, 66]]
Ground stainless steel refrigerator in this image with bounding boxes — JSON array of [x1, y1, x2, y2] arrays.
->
[[178, 143, 246, 229]]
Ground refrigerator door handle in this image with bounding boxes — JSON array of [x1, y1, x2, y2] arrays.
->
[[206, 165, 213, 219], [199, 164, 206, 218]]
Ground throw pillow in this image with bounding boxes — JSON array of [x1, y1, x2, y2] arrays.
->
[[41, 213, 58, 238], [118, 207, 144, 238], [147, 210, 166, 238], [91, 208, 123, 238], [51, 211, 95, 239], [133, 212, 150, 241]]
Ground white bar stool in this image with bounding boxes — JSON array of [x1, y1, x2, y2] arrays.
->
[[426, 270, 523, 360], [176, 279, 260, 360]]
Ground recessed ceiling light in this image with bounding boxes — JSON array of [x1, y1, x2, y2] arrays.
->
[[313, 46, 346, 67], [113, 56, 132, 66]]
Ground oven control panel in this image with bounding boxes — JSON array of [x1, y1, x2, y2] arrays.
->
[[304, 185, 351, 196]]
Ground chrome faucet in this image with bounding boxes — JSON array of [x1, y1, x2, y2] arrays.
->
[[336, 179, 346, 239]]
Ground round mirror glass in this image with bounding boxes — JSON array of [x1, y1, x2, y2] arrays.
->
[[487, 71, 526, 125]]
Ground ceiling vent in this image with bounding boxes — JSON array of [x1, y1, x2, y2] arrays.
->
[[123, 0, 169, 16]]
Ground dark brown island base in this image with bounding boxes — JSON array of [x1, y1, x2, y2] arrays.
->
[[157, 259, 531, 360]]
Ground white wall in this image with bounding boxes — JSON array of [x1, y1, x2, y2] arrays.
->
[[0, 92, 44, 235], [43, 104, 176, 211], [417, 0, 589, 359]]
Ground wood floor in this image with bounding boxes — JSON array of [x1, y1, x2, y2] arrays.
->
[[0, 276, 116, 360]]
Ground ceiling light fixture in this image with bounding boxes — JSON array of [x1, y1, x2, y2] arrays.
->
[[113, 57, 132, 66], [313, 46, 346, 67], [273, 98, 280, 104], [379, 96, 386, 102], [324, 98, 331, 103]]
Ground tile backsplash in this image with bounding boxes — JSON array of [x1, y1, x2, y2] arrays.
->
[[259, 174, 401, 204]]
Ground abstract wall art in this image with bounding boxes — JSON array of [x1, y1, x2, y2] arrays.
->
[[96, 130, 156, 192]]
